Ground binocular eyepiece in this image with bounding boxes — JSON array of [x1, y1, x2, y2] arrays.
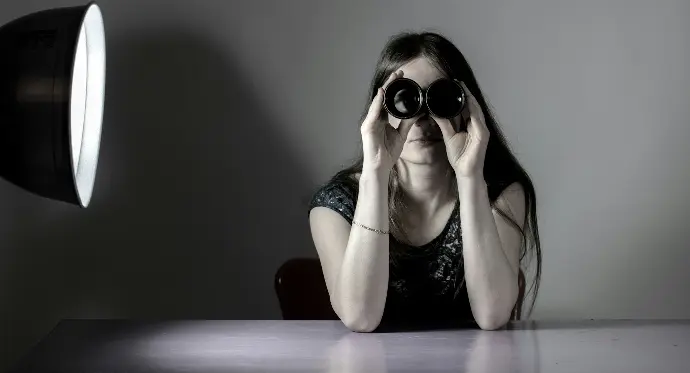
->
[[383, 78, 466, 119]]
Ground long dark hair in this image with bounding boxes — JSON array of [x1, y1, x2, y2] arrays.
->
[[330, 31, 542, 317]]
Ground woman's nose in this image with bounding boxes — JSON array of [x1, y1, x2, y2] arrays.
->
[[414, 114, 433, 128]]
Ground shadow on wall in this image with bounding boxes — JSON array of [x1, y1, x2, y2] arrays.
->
[[0, 28, 314, 369]]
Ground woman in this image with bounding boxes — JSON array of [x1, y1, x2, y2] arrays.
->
[[308, 31, 542, 332]]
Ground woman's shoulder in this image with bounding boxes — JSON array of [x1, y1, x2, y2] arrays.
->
[[308, 172, 360, 221], [311, 172, 360, 199]]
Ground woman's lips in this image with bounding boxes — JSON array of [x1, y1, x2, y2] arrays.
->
[[411, 138, 441, 142], [411, 138, 442, 145]]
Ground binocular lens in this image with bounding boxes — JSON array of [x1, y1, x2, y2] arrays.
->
[[383, 77, 465, 119], [384, 78, 423, 119], [426, 79, 465, 118]]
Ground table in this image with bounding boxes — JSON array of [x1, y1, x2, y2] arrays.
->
[[9, 319, 690, 372]]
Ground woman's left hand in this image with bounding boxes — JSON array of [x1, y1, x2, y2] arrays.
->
[[435, 81, 490, 179]]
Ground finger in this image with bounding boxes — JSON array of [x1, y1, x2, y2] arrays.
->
[[459, 81, 489, 139], [362, 88, 384, 127], [363, 71, 404, 128], [383, 70, 403, 90], [457, 131, 469, 153], [435, 117, 457, 143], [465, 112, 485, 144], [396, 114, 421, 141], [459, 81, 480, 115]]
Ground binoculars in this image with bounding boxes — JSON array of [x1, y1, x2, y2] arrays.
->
[[383, 78, 466, 119]]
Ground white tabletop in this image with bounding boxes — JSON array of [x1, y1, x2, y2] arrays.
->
[[10, 319, 690, 372]]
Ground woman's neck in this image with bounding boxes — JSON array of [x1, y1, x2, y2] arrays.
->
[[396, 160, 455, 214]]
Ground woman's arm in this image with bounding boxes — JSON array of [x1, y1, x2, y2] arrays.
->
[[458, 177, 525, 330], [309, 171, 390, 332]]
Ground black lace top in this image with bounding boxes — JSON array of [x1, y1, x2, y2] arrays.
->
[[308, 175, 475, 329]]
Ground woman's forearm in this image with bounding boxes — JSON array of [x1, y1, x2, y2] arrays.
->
[[458, 176, 519, 330], [335, 170, 390, 332]]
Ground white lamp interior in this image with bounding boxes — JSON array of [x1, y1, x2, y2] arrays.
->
[[71, 26, 87, 169], [69, 3, 105, 207]]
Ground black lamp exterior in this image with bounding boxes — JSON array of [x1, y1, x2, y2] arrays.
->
[[0, 3, 97, 206]]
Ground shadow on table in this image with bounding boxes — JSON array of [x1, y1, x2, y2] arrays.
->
[[374, 319, 690, 333], [327, 326, 541, 373], [11, 319, 543, 373], [375, 320, 480, 333], [508, 319, 690, 331]]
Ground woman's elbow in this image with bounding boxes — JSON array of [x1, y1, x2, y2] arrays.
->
[[476, 316, 508, 330], [475, 308, 512, 330], [475, 284, 520, 330], [332, 295, 384, 332], [344, 321, 378, 333], [343, 316, 381, 333], [340, 310, 382, 333]]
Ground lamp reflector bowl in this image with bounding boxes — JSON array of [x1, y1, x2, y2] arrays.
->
[[0, 2, 105, 207]]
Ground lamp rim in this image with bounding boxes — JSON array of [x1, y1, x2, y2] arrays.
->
[[66, 1, 105, 208]]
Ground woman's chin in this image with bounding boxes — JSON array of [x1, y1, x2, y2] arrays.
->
[[400, 151, 447, 165]]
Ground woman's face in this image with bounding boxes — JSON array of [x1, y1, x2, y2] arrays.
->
[[385, 57, 464, 166]]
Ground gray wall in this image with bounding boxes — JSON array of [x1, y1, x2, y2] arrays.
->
[[1, 0, 689, 369]]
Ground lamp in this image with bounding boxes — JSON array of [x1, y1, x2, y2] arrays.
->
[[0, 2, 106, 208]]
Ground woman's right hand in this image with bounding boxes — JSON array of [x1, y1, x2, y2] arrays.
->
[[360, 70, 420, 176]]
